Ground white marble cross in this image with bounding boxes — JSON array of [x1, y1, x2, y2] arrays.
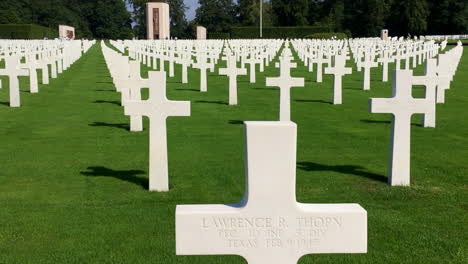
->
[[435, 54, 451, 104], [124, 71, 191, 191], [120, 61, 148, 132], [0, 56, 29, 107], [245, 54, 260, 83], [324, 54, 352, 105], [167, 49, 175, 77], [413, 58, 438, 128], [377, 49, 394, 82], [266, 54, 304, 121], [314, 50, 328, 83], [219, 56, 247, 105], [179, 52, 191, 84], [369, 70, 432, 186], [176, 121, 367, 264], [362, 51, 378, 90], [38, 53, 50, 85], [21, 54, 39, 93], [192, 53, 211, 92]]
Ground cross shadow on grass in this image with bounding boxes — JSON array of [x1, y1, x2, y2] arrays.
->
[[297, 161, 387, 183], [252, 87, 276, 90], [94, 100, 121, 106], [89, 122, 129, 131], [195, 100, 228, 105], [361, 119, 422, 127], [175, 88, 199, 92], [344, 87, 362, 90], [295, 99, 332, 105], [81, 166, 148, 189], [228, 120, 244, 125], [95, 89, 115, 92], [0, 102, 10, 106]]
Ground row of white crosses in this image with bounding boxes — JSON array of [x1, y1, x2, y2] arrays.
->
[[119, 40, 368, 262], [100, 38, 464, 263], [107, 37, 464, 192], [289, 38, 466, 187], [369, 42, 464, 186], [0, 40, 94, 107], [102, 41, 191, 191]]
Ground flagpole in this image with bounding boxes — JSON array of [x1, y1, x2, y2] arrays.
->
[[260, 0, 263, 38]]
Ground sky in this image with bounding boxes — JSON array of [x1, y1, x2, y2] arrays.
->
[[184, 0, 199, 21]]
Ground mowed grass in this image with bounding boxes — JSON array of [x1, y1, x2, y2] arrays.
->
[[0, 42, 466, 264]]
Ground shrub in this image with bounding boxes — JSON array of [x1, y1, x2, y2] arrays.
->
[[0, 24, 57, 39], [208, 32, 230, 39], [230, 26, 331, 39]]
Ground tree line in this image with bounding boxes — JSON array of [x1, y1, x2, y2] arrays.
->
[[1, 0, 467, 39]]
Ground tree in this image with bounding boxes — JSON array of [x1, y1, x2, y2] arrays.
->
[[427, 0, 468, 35], [90, 0, 133, 39], [195, 0, 236, 33], [0, 0, 133, 39], [237, 0, 258, 26], [307, 0, 324, 26], [237, 0, 274, 27], [386, 0, 430, 36], [271, 0, 309, 26]]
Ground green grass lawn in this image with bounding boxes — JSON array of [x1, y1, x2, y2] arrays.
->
[[0, 42, 466, 263]]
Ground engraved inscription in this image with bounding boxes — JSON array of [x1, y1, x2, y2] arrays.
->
[[201, 216, 343, 249], [153, 8, 159, 39]]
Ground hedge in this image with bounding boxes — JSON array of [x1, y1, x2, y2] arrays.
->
[[305, 32, 348, 39], [230, 26, 331, 39], [0, 24, 58, 39], [209, 32, 231, 39]]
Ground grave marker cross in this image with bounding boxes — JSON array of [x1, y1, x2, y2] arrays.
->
[[369, 70, 432, 186], [192, 54, 211, 92], [413, 59, 438, 128], [176, 121, 367, 264], [219, 56, 247, 105], [124, 71, 190, 191], [362, 51, 378, 90], [0, 56, 29, 107], [324, 55, 352, 105], [266, 55, 304, 121]]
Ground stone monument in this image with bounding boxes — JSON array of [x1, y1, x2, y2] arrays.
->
[[59, 25, 75, 39], [197, 26, 207, 40], [381, 29, 389, 41], [147, 2, 170, 40]]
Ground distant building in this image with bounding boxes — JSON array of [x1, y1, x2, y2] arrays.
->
[[147, 2, 170, 40], [59, 25, 75, 40], [197, 26, 207, 40], [381, 29, 389, 41]]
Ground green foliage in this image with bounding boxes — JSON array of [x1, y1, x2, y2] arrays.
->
[[0, 24, 57, 39], [0, 0, 132, 39], [230, 26, 331, 39], [387, 0, 430, 36], [305, 32, 348, 39], [237, 0, 275, 27], [271, 0, 309, 26], [196, 0, 237, 33], [427, 0, 468, 35], [208, 32, 231, 39]]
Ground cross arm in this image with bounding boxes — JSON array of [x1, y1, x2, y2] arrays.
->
[[369, 98, 396, 114], [165, 101, 191, 117], [176, 204, 243, 255]]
